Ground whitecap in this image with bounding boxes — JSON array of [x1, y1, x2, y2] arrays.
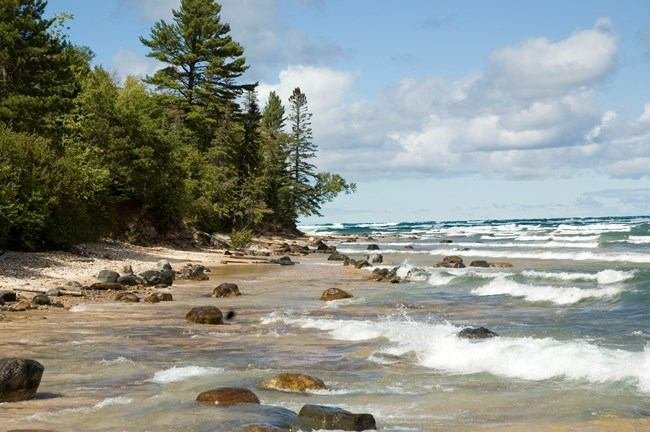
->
[[99, 356, 135, 366], [429, 248, 650, 263], [151, 365, 224, 384], [521, 269, 635, 285]]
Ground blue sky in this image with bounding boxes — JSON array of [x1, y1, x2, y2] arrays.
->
[[49, 0, 650, 223]]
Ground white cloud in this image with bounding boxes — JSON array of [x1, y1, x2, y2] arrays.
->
[[639, 103, 650, 123], [111, 49, 161, 81]]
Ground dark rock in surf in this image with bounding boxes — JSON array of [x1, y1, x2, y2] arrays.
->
[[436, 256, 465, 268], [186, 306, 223, 324], [328, 252, 348, 261], [298, 404, 376, 431], [366, 244, 380, 250], [320, 288, 353, 301], [403, 245, 414, 250], [0, 358, 44, 402], [178, 264, 210, 281], [271, 256, 295, 266], [469, 260, 490, 268], [489, 261, 513, 268], [195, 387, 260, 406], [31, 295, 50, 306], [144, 292, 173, 303], [97, 269, 119, 283], [213, 283, 241, 298], [458, 326, 498, 339], [354, 260, 370, 269], [439, 239, 453, 243]]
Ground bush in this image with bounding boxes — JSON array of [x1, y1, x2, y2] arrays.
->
[[230, 228, 253, 250]]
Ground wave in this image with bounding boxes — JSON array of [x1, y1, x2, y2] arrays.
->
[[627, 236, 650, 244], [428, 248, 650, 263], [515, 234, 601, 242], [471, 277, 623, 305], [263, 314, 650, 393], [451, 241, 599, 249], [151, 365, 224, 384], [99, 356, 135, 366], [521, 269, 636, 285]]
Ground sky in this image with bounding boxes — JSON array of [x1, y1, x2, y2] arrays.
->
[[49, 0, 650, 224]]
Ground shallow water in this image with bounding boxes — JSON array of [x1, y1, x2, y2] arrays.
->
[[2, 216, 650, 431]]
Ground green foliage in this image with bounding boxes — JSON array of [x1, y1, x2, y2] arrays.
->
[[229, 228, 253, 250]]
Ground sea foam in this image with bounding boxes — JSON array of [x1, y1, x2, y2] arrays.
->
[[521, 269, 635, 285], [263, 314, 650, 393], [151, 365, 224, 384]]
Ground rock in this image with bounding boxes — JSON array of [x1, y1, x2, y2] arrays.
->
[[439, 239, 453, 243], [313, 240, 335, 254], [0, 291, 17, 302], [88, 282, 124, 291], [436, 255, 465, 268], [186, 306, 223, 324], [458, 326, 498, 339], [244, 425, 286, 432], [320, 288, 353, 301], [6, 430, 58, 432], [195, 387, 260, 406], [490, 261, 513, 268], [114, 292, 139, 303], [290, 244, 311, 255], [65, 281, 82, 289], [298, 404, 376, 431], [140, 269, 174, 286], [31, 295, 50, 306], [157, 259, 172, 271], [366, 244, 380, 250], [469, 260, 490, 268], [354, 260, 370, 269], [97, 270, 120, 283], [328, 252, 348, 261], [10, 301, 32, 312], [0, 358, 44, 402], [117, 274, 143, 286], [144, 292, 173, 303], [121, 264, 133, 275], [404, 245, 414, 250], [45, 288, 61, 297], [367, 253, 383, 264], [213, 283, 241, 298], [178, 264, 210, 281], [272, 243, 291, 254], [271, 256, 294, 266], [368, 268, 389, 281], [260, 373, 326, 393]]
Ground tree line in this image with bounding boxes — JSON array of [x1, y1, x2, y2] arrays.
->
[[0, 0, 355, 250]]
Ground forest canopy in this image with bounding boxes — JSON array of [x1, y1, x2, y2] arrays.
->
[[0, 0, 355, 250]]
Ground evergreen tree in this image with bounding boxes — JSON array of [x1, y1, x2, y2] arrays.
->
[[239, 88, 262, 181]]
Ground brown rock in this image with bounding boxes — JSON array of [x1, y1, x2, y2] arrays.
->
[[244, 425, 286, 432], [114, 292, 139, 303], [144, 292, 173, 303], [490, 261, 513, 268], [213, 283, 241, 298], [195, 387, 260, 406], [186, 306, 223, 324], [260, 373, 326, 393], [87, 282, 124, 291], [0, 358, 44, 402], [469, 260, 490, 268], [320, 288, 353, 301], [437, 255, 465, 268], [11, 301, 33, 312]]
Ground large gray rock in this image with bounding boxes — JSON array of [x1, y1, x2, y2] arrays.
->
[[117, 274, 143, 286], [140, 269, 174, 286], [270, 256, 295, 266], [298, 404, 376, 431], [97, 270, 120, 283], [0, 358, 44, 402], [186, 306, 223, 324]]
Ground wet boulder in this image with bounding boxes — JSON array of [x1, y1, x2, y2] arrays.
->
[[97, 270, 120, 283], [88, 282, 125, 291], [31, 295, 51, 306], [439, 239, 453, 244], [186, 306, 224, 324], [490, 261, 513, 268], [271, 256, 295, 266], [367, 253, 383, 264], [436, 255, 465, 268], [140, 269, 174, 286], [117, 274, 143, 286], [196, 387, 260, 406], [144, 292, 173, 303], [0, 358, 44, 402], [0, 291, 17, 302], [260, 373, 326, 393], [313, 240, 336, 254], [368, 268, 389, 281], [458, 326, 498, 339], [404, 245, 414, 250], [114, 292, 139, 303], [354, 260, 370, 269], [469, 260, 490, 268], [213, 283, 241, 298], [320, 288, 353, 301], [298, 404, 376, 431], [366, 244, 380, 250], [178, 264, 210, 281], [327, 252, 348, 261]]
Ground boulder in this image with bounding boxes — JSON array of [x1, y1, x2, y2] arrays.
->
[[313, 240, 335, 254], [260, 373, 326, 393], [31, 295, 51, 306], [88, 282, 124, 291], [366, 244, 380, 250], [97, 270, 120, 283], [290, 244, 311, 255], [490, 261, 513, 268], [404, 245, 414, 250], [178, 264, 210, 281], [157, 259, 172, 271], [140, 269, 174, 286], [45, 288, 61, 297], [271, 256, 294, 266], [298, 404, 376, 431], [439, 239, 453, 244], [0, 358, 44, 402], [367, 253, 383, 264], [65, 281, 82, 289], [213, 283, 241, 298], [186, 306, 223, 324], [144, 292, 173, 303], [0, 291, 17, 302], [117, 274, 143, 286], [320, 288, 353, 301], [354, 260, 370, 269], [437, 255, 465, 268], [368, 268, 389, 281], [327, 252, 348, 261], [469, 260, 490, 268], [114, 292, 139, 303], [458, 326, 498, 339], [272, 243, 291, 254], [195, 387, 260, 406]]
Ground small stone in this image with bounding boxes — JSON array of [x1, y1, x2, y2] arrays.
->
[[260, 373, 326, 393], [186, 306, 223, 324], [320, 288, 353, 301], [195, 387, 260, 406], [213, 283, 241, 298]]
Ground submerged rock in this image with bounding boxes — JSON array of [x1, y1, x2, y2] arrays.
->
[[114, 292, 139, 303], [439, 239, 453, 244], [0, 358, 44, 402], [327, 252, 348, 261], [436, 255, 465, 268], [320, 288, 353, 301], [144, 292, 173, 303], [213, 283, 241, 298], [271, 256, 295, 266], [178, 264, 210, 281], [458, 326, 498, 339], [404, 245, 414, 250], [260, 373, 326, 393], [469, 260, 490, 268], [97, 269, 119, 283], [298, 404, 376, 431], [186, 306, 223, 324], [195, 387, 260, 406]]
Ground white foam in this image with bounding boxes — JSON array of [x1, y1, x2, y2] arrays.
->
[[471, 277, 623, 304], [427, 272, 455, 286], [452, 241, 599, 249], [627, 236, 650, 244], [263, 314, 650, 393], [151, 365, 224, 384], [430, 248, 650, 263], [521, 269, 635, 285], [99, 356, 134, 366], [93, 397, 133, 408]]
